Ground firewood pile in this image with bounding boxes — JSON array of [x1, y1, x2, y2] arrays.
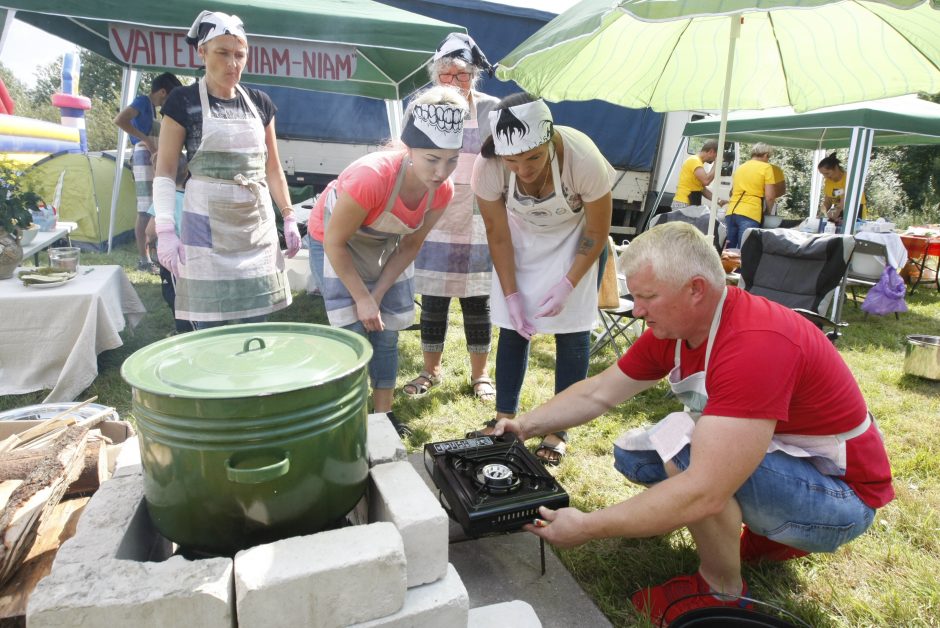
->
[[0, 398, 121, 587]]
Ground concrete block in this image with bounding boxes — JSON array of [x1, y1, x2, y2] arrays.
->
[[111, 435, 142, 479], [352, 564, 468, 628], [28, 557, 234, 628], [469, 601, 542, 628], [54, 474, 172, 566], [369, 461, 448, 587], [235, 522, 406, 628], [368, 412, 407, 465]]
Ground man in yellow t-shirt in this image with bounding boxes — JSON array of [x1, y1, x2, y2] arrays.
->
[[725, 143, 777, 248], [673, 140, 719, 209]]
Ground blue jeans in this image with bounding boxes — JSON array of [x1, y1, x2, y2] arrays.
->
[[495, 328, 590, 440], [613, 444, 877, 553], [192, 314, 268, 330], [725, 214, 761, 249], [307, 237, 399, 390]]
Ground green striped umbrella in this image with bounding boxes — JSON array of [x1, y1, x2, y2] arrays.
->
[[497, 0, 940, 234]]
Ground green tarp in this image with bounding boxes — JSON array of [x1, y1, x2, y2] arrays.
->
[[0, 0, 463, 99], [682, 96, 940, 148]]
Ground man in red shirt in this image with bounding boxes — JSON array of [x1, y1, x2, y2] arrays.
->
[[490, 222, 893, 624]]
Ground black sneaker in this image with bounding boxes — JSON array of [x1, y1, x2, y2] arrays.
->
[[386, 411, 413, 438]]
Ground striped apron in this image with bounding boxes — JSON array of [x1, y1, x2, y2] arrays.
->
[[413, 95, 494, 297], [321, 157, 433, 331], [131, 104, 158, 213], [174, 80, 290, 322]]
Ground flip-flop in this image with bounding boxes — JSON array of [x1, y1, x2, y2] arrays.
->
[[470, 376, 496, 401], [401, 371, 441, 397], [535, 435, 568, 466]]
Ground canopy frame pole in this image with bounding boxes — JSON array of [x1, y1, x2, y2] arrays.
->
[[385, 98, 404, 142], [829, 126, 873, 333], [106, 66, 140, 252], [644, 136, 687, 232], [708, 13, 741, 239], [809, 147, 826, 220], [0, 9, 16, 56]]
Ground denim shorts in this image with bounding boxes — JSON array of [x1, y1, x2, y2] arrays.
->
[[307, 237, 399, 390], [613, 444, 876, 553]]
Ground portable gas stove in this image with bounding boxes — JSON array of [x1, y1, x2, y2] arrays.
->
[[423, 433, 569, 538]]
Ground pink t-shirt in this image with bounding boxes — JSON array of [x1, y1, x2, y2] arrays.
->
[[309, 151, 455, 242], [618, 287, 894, 509]]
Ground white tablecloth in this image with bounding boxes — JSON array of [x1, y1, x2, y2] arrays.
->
[[854, 231, 908, 270], [0, 265, 146, 402]]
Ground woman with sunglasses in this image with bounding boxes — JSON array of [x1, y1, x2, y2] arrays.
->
[[405, 34, 500, 403], [472, 93, 615, 465]]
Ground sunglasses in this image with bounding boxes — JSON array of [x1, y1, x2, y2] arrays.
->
[[438, 72, 471, 83]]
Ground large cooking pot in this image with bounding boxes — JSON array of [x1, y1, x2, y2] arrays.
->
[[121, 323, 372, 555], [904, 335, 940, 381]]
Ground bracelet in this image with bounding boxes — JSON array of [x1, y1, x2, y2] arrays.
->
[[281, 209, 295, 219]]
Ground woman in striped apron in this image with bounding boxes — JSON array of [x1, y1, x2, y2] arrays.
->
[[153, 11, 302, 329], [306, 86, 468, 436]]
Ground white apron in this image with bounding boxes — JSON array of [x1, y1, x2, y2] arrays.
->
[[414, 94, 494, 298], [321, 156, 433, 331], [615, 288, 873, 476], [174, 81, 290, 322], [490, 151, 598, 334]]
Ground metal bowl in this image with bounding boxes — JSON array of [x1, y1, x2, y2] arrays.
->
[[904, 335, 940, 381]]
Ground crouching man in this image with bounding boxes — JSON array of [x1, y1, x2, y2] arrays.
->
[[491, 222, 893, 624]]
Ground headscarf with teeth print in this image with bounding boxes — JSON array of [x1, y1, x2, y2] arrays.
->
[[400, 101, 467, 150]]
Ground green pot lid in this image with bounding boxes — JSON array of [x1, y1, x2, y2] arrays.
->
[[121, 323, 372, 398]]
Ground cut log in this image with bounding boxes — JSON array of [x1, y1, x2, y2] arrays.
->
[[64, 440, 108, 497], [0, 440, 108, 499], [0, 426, 88, 586], [0, 497, 88, 626]]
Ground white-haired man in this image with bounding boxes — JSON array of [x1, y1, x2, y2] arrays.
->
[[490, 222, 893, 624]]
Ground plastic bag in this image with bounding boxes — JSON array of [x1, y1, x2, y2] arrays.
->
[[861, 265, 908, 316]]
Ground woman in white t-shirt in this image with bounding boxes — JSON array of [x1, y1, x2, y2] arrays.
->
[[471, 93, 615, 464]]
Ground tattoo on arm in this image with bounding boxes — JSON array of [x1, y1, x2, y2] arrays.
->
[[577, 236, 595, 256]]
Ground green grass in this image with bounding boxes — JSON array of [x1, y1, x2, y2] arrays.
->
[[3, 243, 939, 627]]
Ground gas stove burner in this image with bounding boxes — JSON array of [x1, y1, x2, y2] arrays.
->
[[424, 433, 569, 537], [475, 462, 520, 493]]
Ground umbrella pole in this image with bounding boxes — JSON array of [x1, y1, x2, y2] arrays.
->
[[708, 13, 741, 240]]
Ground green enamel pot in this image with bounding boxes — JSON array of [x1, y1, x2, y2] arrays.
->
[[121, 323, 372, 555]]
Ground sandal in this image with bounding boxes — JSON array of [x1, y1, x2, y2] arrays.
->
[[535, 434, 567, 466], [401, 371, 441, 397], [470, 376, 496, 401], [465, 418, 499, 439]]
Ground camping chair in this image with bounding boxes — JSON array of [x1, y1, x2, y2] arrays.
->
[[648, 206, 727, 253], [845, 238, 900, 319], [591, 238, 643, 357], [738, 228, 856, 342]]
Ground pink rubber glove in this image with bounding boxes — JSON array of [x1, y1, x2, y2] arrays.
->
[[505, 292, 536, 340], [283, 214, 302, 258], [536, 277, 574, 318], [156, 225, 185, 278]]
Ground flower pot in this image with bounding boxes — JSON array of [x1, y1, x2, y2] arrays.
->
[[18, 224, 40, 247], [0, 228, 24, 280]]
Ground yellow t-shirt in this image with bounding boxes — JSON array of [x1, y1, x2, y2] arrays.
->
[[728, 159, 774, 222], [823, 171, 867, 218], [675, 155, 706, 204]]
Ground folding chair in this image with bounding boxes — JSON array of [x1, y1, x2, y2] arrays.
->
[[739, 228, 856, 342], [845, 238, 900, 319], [591, 238, 642, 357]]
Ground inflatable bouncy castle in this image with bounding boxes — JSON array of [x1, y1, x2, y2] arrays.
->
[[0, 53, 88, 165]]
